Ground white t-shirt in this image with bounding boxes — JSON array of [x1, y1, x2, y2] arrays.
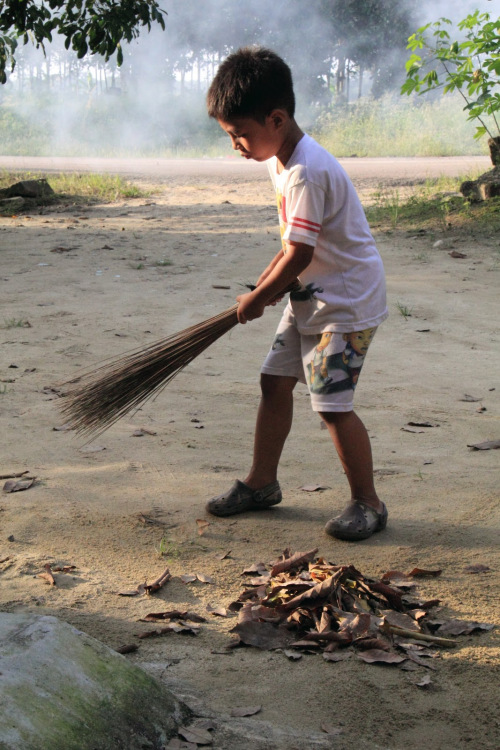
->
[[267, 134, 388, 334]]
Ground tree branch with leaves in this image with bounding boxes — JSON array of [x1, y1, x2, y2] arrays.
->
[[0, 0, 167, 83], [401, 10, 500, 141]]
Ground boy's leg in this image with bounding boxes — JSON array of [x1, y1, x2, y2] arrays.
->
[[320, 409, 387, 540], [206, 374, 296, 516], [245, 373, 297, 488]]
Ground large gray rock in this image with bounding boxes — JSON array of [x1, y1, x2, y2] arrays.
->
[[0, 612, 191, 750]]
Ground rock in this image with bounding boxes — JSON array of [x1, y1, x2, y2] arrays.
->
[[0, 178, 54, 199], [460, 165, 500, 202], [0, 612, 192, 750]]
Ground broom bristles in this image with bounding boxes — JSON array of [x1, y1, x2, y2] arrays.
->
[[60, 305, 239, 437]]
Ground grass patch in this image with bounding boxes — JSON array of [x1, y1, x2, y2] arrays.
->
[[365, 175, 500, 235], [0, 170, 150, 208], [313, 94, 491, 158], [2, 318, 31, 329]]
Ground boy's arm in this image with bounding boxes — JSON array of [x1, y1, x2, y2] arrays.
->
[[236, 241, 314, 324], [255, 248, 285, 286]]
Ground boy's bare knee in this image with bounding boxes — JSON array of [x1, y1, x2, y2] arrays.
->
[[319, 410, 353, 425], [260, 373, 297, 399]]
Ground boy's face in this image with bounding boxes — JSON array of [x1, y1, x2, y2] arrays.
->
[[217, 114, 284, 162]]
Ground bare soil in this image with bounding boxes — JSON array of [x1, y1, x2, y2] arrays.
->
[[0, 156, 498, 750]]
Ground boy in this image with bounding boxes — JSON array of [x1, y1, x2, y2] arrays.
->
[[205, 47, 388, 541]]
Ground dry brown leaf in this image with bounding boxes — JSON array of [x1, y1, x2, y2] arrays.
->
[[206, 604, 229, 617], [216, 550, 232, 560], [178, 725, 213, 745], [357, 649, 406, 664], [79, 444, 106, 453], [460, 394, 482, 402], [196, 519, 210, 536], [467, 440, 500, 451], [231, 621, 296, 650], [407, 567, 442, 578], [463, 564, 491, 574], [196, 572, 215, 584], [242, 562, 267, 575], [323, 651, 352, 662], [180, 574, 197, 584], [435, 619, 494, 636], [230, 706, 262, 717], [115, 644, 139, 654], [320, 723, 343, 735], [3, 477, 36, 493], [299, 484, 330, 492], [449, 250, 467, 258], [132, 428, 157, 437], [270, 548, 318, 577]]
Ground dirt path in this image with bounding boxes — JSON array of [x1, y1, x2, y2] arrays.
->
[[0, 158, 498, 749]]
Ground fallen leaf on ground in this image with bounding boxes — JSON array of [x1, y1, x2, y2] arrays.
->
[[463, 564, 491, 574], [196, 518, 210, 536], [299, 484, 330, 492], [180, 574, 197, 584], [407, 421, 438, 428], [270, 548, 318, 576], [415, 674, 432, 688], [79, 444, 106, 453], [206, 604, 229, 617], [460, 394, 482, 402], [230, 706, 262, 717], [141, 611, 206, 623], [320, 723, 343, 735], [357, 649, 406, 664], [401, 426, 424, 433], [449, 250, 467, 258], [434, 619, 494, 636], [38, 563, 56, 586], [407, 568, 442, 578], [52, 424, 73, 431], [323, 651, 352, 662], [178, 725, 213, 745], [242, 562, 267, 575], [196, 572, 215, 584], [216, 550, 231, 560], [3, 477, 36, 493], [115, 644, 139, 654], [467, 440, 500, 451], [131, 428, 157, 436]]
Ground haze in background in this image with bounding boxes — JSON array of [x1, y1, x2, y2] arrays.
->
[[0, 0, 495, 157]]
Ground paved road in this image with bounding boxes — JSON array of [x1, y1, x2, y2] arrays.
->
[[0, 154, 490, 183]]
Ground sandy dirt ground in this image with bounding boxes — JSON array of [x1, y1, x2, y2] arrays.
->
[[0, 156, 499, 749]]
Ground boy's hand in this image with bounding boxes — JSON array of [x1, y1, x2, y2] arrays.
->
[[236, 291, 266, 324]]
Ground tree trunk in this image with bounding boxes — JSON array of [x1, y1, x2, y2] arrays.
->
[[488, 137, 500, 167]]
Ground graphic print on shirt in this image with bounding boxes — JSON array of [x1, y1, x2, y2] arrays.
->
[[306, 327, 377, 394]]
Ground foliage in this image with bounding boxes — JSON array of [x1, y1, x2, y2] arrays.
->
[[0, 0, 166, 83], [402, 11, 500, 140], [365, 176, 500, 235], [0, 170, 148, 203], [313, 94, 487, 158]]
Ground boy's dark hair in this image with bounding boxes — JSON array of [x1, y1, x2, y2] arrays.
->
[[207, 46, 295, 123]]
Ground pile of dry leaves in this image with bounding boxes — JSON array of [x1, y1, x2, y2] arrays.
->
[[226, 548, 493, 668]]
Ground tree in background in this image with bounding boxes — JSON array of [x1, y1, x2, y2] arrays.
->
[[402, 10, 499, 144], [0, 0, 166, 83]]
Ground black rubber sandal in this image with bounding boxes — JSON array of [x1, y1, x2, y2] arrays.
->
[[324, 500, 388, 541], [206, 479, 282, 517]]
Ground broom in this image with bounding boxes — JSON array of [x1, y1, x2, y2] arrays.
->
[[60, 282, 298, 438]]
